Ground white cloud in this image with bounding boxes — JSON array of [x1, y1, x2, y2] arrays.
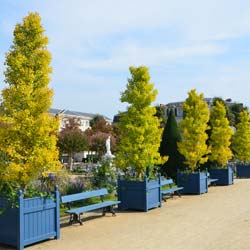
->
[[73, 42, 226, 71], [38, 0, 250, 43]]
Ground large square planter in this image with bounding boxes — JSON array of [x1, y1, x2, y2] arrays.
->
[[236, 164, 250, 178], [0, 186, 60, 250], [117, 176, 161, 211], [210, 166, 234, 185], [176, 171, 208, 194]]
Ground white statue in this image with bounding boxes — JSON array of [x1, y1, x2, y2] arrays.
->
[[104, 135, 114, 159], [106, 136, 111, 155]]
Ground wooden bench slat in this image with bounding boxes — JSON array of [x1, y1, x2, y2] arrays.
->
[[162, 187, 184, 195], [208, 178, 218, 185], [61, 188, 108, 203], [65, 200, 121, 215], [161, 179, 174, 186]]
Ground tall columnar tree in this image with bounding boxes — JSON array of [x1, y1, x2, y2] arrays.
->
[[0, 13, 61, 189], [209, 101, 233, 167], [159, 109, 185, 179], [115, 66, 166, 179], [178, 89, 210, 172], [232, 110, 250, 163]]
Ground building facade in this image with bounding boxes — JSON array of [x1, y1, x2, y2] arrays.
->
[[49, 108, 112, 132], [164, 98, 242, 123]]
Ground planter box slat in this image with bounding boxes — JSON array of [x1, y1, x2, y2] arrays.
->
[[236, 164, 250, 178], [177, 171, 208, 194], [23, 203, 56, 213], [24, 232, 57, 245], [117, 176, 161, 211], [210, 167, 234, 185]]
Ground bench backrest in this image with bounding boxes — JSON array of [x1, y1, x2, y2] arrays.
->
[[161, 178, 174, 186], [61, 188, 108, 204]]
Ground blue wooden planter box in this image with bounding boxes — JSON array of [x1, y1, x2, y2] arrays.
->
[[0, 186, 60, 250], [210, 166, 234, 185], [236, 164, 250, 178], [176, 171, 208, 194], [117, 176, 162, 211]]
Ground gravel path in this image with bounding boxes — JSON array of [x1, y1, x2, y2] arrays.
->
[[1, 179, 250, 250]]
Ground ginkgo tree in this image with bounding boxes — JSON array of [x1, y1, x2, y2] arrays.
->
[[178, 89, 210, 172], [115, 66, 166, 179], [232, 110, 250, 163], [209, 101, 233, 167], [0, 12, 61, 189]]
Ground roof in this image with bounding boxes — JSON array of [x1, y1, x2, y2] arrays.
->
[[49, 108, 111, 121]]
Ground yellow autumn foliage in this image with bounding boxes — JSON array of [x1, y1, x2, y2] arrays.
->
[[209, 101, 233, 167], [232, 110, 250, 163], [115, 66, 167, 179], [0, 13, 61, 188], [178, 89, 210, 172]]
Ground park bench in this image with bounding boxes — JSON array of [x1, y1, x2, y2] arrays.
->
[[161, 178, 184, 202], [61, 188, 121, 225], [207, 173, 218, 186]]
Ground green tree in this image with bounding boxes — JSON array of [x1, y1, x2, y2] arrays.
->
[[58, 117, 88, 171], [178, 89, 210, 172], [209, 101, 233, 167], [155, 104, 167, 127], [228, 103, 247, 126], [0, 13, 61, 189], [159, 109, 185, 179], [115, 66, 166, 179], [211, 97, 247, 127], [232, 110, 250, 163]]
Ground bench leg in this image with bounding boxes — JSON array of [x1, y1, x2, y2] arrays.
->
[[69, 213, 83, 225], [110, 206, 116, 216], [69, 214, 73, 224], [177, 191, 182, 197], [102, 206, 116, 216], [162, 196, 167, 202], [102, 207, 106, 216], [104, 206, 116, 216], [78, 214, 83, 225]]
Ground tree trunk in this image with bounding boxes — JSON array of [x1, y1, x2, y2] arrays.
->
[[68, 152, 73, 171]]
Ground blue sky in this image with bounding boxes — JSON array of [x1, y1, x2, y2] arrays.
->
[[1, 0, 250, 118]]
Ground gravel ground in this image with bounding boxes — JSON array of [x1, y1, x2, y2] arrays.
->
[[1, 179, 250, 250]]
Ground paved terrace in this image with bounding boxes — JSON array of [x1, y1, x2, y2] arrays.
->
[[1, 179, 250, 250]]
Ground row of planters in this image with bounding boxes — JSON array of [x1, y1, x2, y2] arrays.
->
[[116, 68, 250, 210], [0, 165, 245, 250], [0, 161, 245, 250]]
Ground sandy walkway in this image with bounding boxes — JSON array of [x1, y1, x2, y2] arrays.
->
[[2, 179, 250, 250]]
